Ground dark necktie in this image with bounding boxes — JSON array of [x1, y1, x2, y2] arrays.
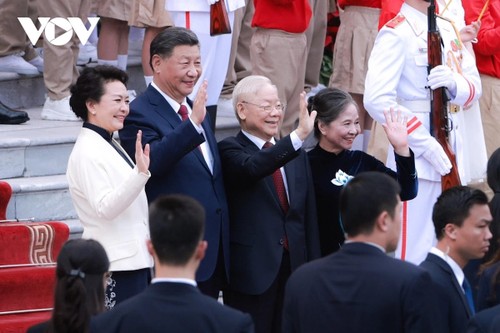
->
[[263, 141, 290, 251], [463, 277, 475, 315], [178, 104, 208, 165], [178, 105, 189, 121], [263, 141, 289, 213]]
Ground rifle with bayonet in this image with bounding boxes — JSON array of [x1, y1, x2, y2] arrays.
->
[[427, 0, 461, 190]]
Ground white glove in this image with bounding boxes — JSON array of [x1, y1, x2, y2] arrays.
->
[[428, 65, 457, 97], [422, 139, 452, 176], [207, 0, 220, 4]]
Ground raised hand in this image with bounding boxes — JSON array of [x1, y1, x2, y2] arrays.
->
[[191, 80, 208, 126], [135, 130, 150, 174], [295, 91, 317, 141], [382, 108, 410, 157], [460, 21, 480, 43]]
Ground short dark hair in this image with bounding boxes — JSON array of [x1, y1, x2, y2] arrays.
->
[[149, 26, 200, 70], [340, 172, 401, 236], [50, 239, 109, 333], [432, 186, 489, 239], [307, 87, 358, 139], [69, 65, 128, 121], [149, 194, 205, 265]]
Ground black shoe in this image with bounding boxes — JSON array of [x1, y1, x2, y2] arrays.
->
[[0, 101, 29, 124]]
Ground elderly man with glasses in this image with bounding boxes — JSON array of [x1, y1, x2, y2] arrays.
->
[[218, 75, 320, 333]]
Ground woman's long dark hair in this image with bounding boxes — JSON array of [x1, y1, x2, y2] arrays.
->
[[48, 239, 109, 333]]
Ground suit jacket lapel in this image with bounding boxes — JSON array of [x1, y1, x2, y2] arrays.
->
[[284, 159, 295, 210], [148, 86, 212, 175], [430, 254, 473, 317], [146, 86, 182, 129], [236, 132, 287, 213]]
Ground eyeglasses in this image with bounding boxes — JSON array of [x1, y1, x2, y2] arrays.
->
[[241, 101, 284, 112]]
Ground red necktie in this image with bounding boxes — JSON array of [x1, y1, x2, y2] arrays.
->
[[263, 142, 289, 213], [178, 105, 189, 121], [263, 141, 290, 250]]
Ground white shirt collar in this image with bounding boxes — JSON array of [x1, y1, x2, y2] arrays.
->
[[429, 246, 465, 287], [151, 82, 190, 114], [242, 130, 275, 149], [151, 277, 197, 287]]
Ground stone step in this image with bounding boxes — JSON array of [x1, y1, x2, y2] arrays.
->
[[0, 57, 146, 109], [4, 174, 76, 223], [0, 106, 81, 179], [3, 175, 83, 237]]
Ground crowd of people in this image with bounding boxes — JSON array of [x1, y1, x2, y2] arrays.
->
[[1, 0, 499, 332]]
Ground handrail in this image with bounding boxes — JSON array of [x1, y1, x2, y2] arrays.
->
[[0, 263, 56, 269], [0, 308, 53, 316]]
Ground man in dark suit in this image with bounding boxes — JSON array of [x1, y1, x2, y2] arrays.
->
[[282, 172, 439, 333], [218, 75, 320, 333], [91, 195, 254, 333], [467, 304, 500, 333], [119, 27, 229, 298], [420, 186, 493, 333]]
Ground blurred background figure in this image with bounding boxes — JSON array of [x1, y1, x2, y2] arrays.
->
[[96, 0, 130, 70], [128, 0, 172, 87], [476, 148, 500, 311], [37, 0, 91, 121]]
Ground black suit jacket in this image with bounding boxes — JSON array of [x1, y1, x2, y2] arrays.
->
[[91, 282, 254, 333], [218, 132, 320, 295], [467, 304, 500, 333], [282, 242, 439, 333], [119, 85, 229, 281], [420, 253, 473, 333]]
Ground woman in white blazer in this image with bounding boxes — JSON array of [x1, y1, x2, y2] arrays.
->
[[66, 65, 153, 309]]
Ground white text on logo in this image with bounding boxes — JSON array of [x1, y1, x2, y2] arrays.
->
[[18, 17, 100, 46]]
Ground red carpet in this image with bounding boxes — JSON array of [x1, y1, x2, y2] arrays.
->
[[0, 221, 69, 332]]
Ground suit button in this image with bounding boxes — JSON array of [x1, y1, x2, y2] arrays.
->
[[216, 208, 222, 214], [279, 238, 284, 245]]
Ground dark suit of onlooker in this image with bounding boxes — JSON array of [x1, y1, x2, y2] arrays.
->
[[420, 253, 475, 333], [420, 186, 493, 333], [467, 304, 500, 333], [283, 172, 439, 333], [218, 75, 320, 333], [91, 195, 254, 333], [119, 27, 229, 297]]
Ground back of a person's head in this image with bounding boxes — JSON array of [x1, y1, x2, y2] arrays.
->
[[340, 172, 400, 237], [50, 239, 109, 333], [432, 186, 489, 240], [149, 26, 199, 68], [149, 194, 205, 266]]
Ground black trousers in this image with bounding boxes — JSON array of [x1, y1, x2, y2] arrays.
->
[[224, 251, 291, 333]]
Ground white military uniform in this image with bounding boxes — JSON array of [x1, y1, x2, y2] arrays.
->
[[364, 3, 482, 264], [166, 0, 245, 106], [438, 0, 487, 184]]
